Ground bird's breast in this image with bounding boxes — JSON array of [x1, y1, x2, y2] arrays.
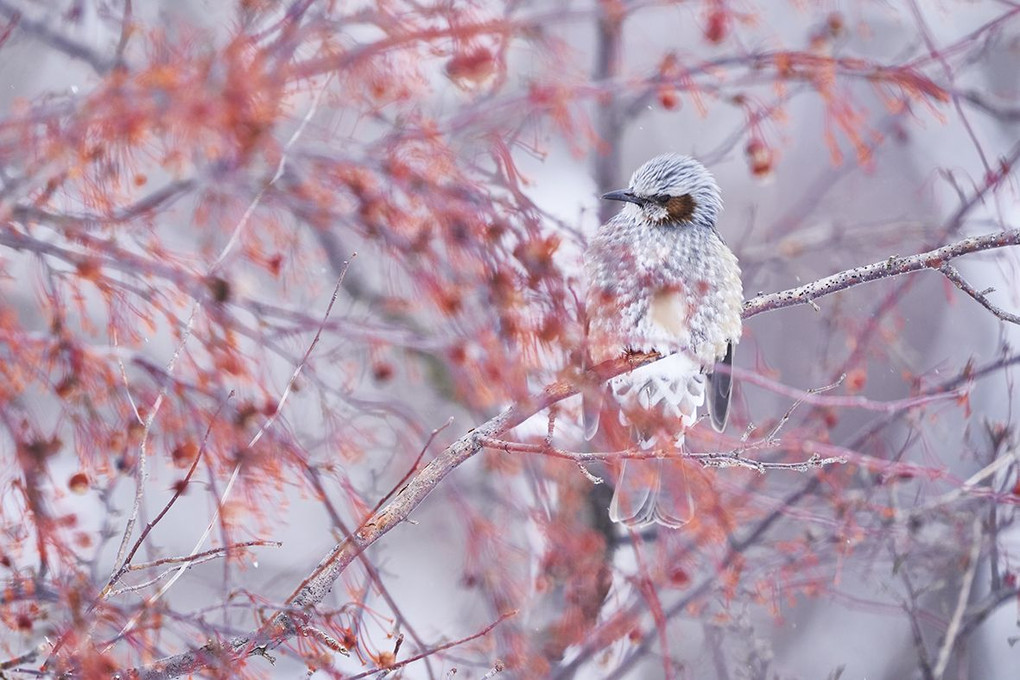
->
[[586, 225, 742, 365]]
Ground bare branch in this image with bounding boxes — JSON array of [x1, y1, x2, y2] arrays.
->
[[100, 392, 232, 598], [743, 229, 1020, 320], [961, 89, 1020, 121], [479, 436, 845, 473], [731, 366, 968, 413], [933, 518, 983, 679], [119, 353, 655, 679], [108, 540, 282, 597], [0, 0, 115, 73], [938, 262, 1020, 324], [344, 611, 516, 680]]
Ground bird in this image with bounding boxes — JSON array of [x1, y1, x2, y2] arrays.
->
[[583, 153, 743, 529]]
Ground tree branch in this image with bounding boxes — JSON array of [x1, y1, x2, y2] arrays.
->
[[119, 353, 656, 680], [479, 437, 845, 475], [0, 0, 115, 73], [119, 227, 1020, 679], [938, 262, 1020, 324], [742, 229, 1020, 320]]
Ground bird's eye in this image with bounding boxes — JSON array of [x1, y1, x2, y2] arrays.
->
[[652, 194, 671, 205]]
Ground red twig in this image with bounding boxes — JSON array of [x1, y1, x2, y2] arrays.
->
[[343, 610, 517, 680]]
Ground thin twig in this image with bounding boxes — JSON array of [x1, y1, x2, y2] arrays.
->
[[480, 437, 845, 474], [372, 417, 454, 514], [933, 518, 983, 679], [938, 263, 1020, 324], [480, 662, 507, 679], [120, 353, 655, 679], [102, 391, 233, 597], [114, 0, 133, 66], [731, 366, 968, 413], [209, 73, 333, 274], [342, 611, 516, 680], [485, 375, 846, 473], [249, 258, 353, 450], [901, 447, 1020, 519], [109, 541, 282, 597], [123, 540, 281, 574], [0, 0, 115, 73], [111, 304, 197, 572], [104, 262, 352, 659]]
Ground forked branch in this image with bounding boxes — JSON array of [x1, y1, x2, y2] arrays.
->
[[743, 228, 1020, 321]]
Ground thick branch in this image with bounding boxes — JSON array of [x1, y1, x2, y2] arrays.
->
[[592, 3, 625, 224]]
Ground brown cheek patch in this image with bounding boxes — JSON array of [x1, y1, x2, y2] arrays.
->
[[665, 194, 696, 222]]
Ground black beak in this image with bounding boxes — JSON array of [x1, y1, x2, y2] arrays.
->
[[601, 189, 646, 206]]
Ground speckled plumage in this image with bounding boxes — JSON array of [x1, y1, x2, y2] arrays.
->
[[584, 153, 743, 529]]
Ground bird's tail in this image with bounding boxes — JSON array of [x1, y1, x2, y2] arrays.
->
[[609, 456, 694, 529], [600, 353, 705, 528]]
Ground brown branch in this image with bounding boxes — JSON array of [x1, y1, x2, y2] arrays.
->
[[961, 90, 1020, 122], [108, 540, 283, 597], [370, 417, 454, 514], [484, 374, 848, 472], [12, 179, 197, 230], [592, 2, 625, 224]]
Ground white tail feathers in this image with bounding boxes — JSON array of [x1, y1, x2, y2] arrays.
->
[[602, 352, 704, 528], [608, 353, 705, 441], [608, 457, 695, 529]]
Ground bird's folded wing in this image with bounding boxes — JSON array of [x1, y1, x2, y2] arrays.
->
[[707, 342, 734, 432]]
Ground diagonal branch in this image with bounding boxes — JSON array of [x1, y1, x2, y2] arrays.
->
[[120, 353, 656, 680], [119, 227, 1020, 679], [938, 262, 1020, 324], [0, 0, 115, 73]]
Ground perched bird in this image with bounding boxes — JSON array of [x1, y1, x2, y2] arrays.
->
[[584, 153, 743, 528]]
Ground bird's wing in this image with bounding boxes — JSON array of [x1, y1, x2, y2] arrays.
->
[[706, 342, 734, 432], [582, 389, 603, 441]]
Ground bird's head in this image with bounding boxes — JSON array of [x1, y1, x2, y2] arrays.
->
[[602, 153, 722, 228]]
